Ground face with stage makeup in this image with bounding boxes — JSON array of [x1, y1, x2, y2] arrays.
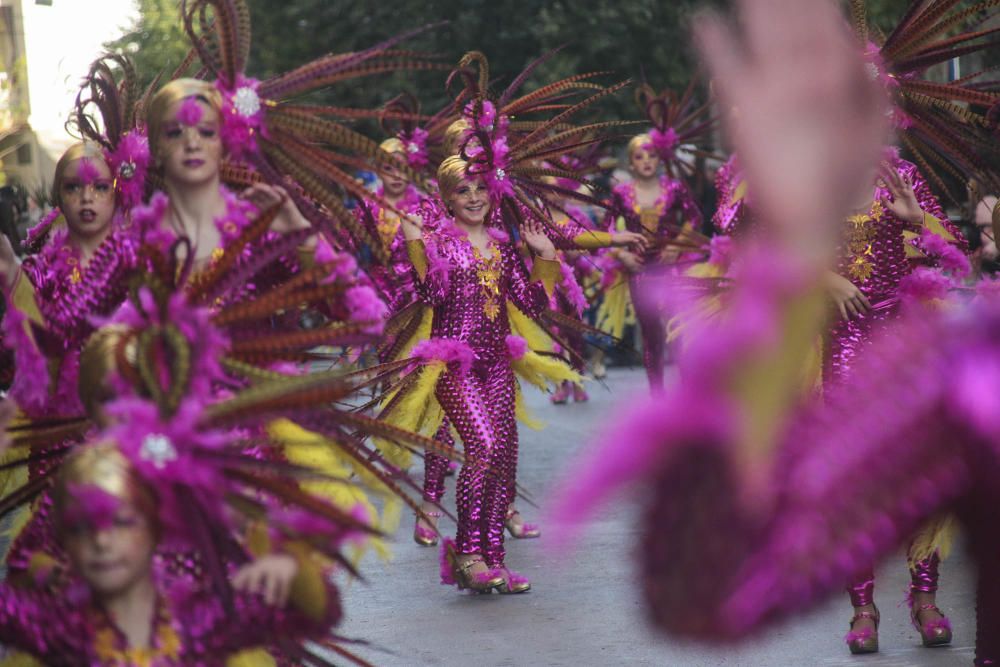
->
[[629, 145, 661, 180], [57, 155, 115, 242], [154, 96, 224, 189], [448, 176, 491, 227]]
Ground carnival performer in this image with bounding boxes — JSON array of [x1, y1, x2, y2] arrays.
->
[[546, 192, 599, 405], [357, 137, 428, 308], [0, 437, 342, 666], [143, 78, 315, 281], [404, 51, 644, 547], [600, 133, 703, 392], [706, 39, 967, 663], [550, 1, 1000, 664], [0, 143, 141, 423], [395, 155, 567, 593]]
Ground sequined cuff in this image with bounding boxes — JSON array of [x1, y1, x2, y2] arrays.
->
[[285, 542, 330, 623], [406, 239, 429, 281], [530, 256, 562, 295], [572, 231, 613, 250]]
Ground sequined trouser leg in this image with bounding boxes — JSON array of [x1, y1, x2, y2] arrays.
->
[[846, 569, 875, 607], [435, 359, 518, 569], [630, 274, 665, 393], [422, 420, 453, 503], [910, 552, 940, 594]]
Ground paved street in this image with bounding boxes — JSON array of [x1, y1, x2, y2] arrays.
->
[[337, 367, 978, 667]]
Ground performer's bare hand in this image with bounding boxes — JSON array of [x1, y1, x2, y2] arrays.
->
[[695, 0, 889, 254], [611, 230, 647, 252], [879, 167, 923, 225], [232, 553, 299, 607], [522, 218, 557, 260], [825, 271, 872, 321], [242, 183, 310, 234]]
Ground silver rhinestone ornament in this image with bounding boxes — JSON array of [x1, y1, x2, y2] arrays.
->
[[140, 433, 178, 470]]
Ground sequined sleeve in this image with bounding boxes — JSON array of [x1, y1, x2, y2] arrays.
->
[[504, 244, 552, 318], [548, 208, 614, 251], [712, 156, 749, 235], [673, 179, 704, 231]]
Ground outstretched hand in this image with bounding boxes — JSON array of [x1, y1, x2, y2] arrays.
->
[[232, 553, 299, 607], [695, 0, 889, 254], [879, 166, 923, 225], [611, 230, 648, 252], [522, 218, 557, 260]]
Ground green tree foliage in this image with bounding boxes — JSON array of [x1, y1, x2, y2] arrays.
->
[[104, 0, 987, 126], [105, 0, 712, 122]]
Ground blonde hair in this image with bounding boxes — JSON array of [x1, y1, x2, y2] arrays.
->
[[52, 142, 109, 209], [436, 155, 470, 200], [146, 78, 223, 155], [53, 441, 158, 534], [443, 119, 470, 156], [78, 325, 134, 423], [627, 133, 654, 161], [379, 137, 406, 155]]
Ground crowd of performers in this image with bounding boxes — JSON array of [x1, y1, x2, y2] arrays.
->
[[0, 0, 997, 664]]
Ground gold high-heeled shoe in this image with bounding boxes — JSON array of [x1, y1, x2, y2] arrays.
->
[[911, 603, 952, 647], [845, 605, 879, 654], [441, 542, 503, 593], [413, 511, 441, 547], [505, 509, 541, 539], [496, 567, 531, 594]]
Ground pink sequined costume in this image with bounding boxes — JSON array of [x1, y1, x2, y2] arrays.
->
[[405, 215, 561, 571], [0, 564, 340, 665], [550, 245, 1000, 665], [826, 155, 960, 384], [711, 155, 748, 237], [606, 175, 702, 391], [825, 156, 964, 617]]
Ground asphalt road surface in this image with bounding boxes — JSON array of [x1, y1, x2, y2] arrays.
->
[[336, 367, 978, 667]]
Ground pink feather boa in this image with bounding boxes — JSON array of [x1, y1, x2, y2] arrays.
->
[[506, 334, 528, 360], [345, 285, 388, 334], [412, 338, 476, 374]]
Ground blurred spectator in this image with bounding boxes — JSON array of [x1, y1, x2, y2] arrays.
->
[[0, 185, 24, 257], [973, 194, 999, 277]]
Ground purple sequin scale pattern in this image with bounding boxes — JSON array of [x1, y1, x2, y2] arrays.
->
[[415, 219, 549, 568]]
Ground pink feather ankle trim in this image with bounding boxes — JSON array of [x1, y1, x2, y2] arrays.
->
[[439, 538, 457, 585], [844, 627, 874, 643]]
